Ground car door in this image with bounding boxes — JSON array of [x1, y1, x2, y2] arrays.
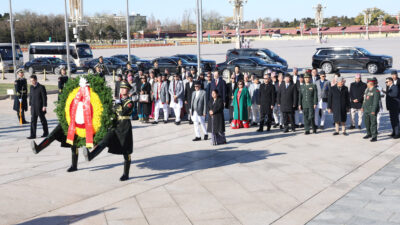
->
[[352, 49, 369, 69], [33, 58, 44, 71], [166, 59, 178, 73], [235, 59, 253, 74], [157, 58, 169, 73], [334, 49, 352, 69]]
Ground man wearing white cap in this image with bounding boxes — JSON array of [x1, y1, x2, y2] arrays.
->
[[349, 73, 367, 129]]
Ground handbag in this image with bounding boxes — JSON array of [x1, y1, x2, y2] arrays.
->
[[131, 94, 139, 102], [139, 94, 149, 103]]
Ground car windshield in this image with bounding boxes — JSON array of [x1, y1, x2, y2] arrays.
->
[[263, 49, 277, 58], [357, 48, 371, 55], [0, 46, 19, 60], [76, 45, 93, 58]]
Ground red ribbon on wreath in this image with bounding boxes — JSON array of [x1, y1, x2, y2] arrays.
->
[[66, 86, 94, 148]]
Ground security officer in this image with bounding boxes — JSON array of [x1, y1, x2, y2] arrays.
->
[[13, 68, 28, 124], [83, 80, 134, 181], [362, 77, 380, 142], [58, 65, 69, 99], [94, 63, 105, 81], [298, 73, 318, 134]]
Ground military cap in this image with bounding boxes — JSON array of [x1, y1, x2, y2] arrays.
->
[[304, 73, 311, 78], [367, 77, 377, 83], [16, 68, 24, 74], [120, 80, 131, 89]]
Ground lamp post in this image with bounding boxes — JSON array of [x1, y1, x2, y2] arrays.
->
[[300, 20, 305, 38], [313, 4, 325, 44], [228, 0, 247, 49], [8, 0, 17, 80], [126, 0, 131, 63], [196, 0, 202, 76], [364, 8, 372, 40], [64, 0, 71, 77], [378, 15, 384, 35], [257, 18, 263, 39]]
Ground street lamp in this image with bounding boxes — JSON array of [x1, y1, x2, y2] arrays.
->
[[300, 20, 305, 38], [126, 0, 131, 63], [364, 8, 372, 40], [256, 18, 263, 39], [228, 0, 247, 49], [313, 4, 325, 44], [64, 0, 71, 77], [196, 0, 202, 76], [8, 0, 17, 80], [378, 15, 384, 35]]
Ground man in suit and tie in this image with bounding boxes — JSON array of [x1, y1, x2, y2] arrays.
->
[[191, 81, 208, 141], [314, 71, 331, 129], [184, 75, 195, 124], [27, 75, 48, 139], [233, 65, 244, 83], [208, 71, 226, 102], [226, 74, 237, 123], [277, 74, 298, 132], [311, 69, 320, 83], [169, 74, 185, 125], [385, 77, 400, 139], [152, 75, 170, 124]]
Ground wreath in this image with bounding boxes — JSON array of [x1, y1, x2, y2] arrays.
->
[[55, 75, 114, 148]]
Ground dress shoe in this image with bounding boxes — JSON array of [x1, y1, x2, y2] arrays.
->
[[256, 128, 263, 132], [292, 129, 296, 132], [333, 132, 339, 136], [313, 128, 317, 134], [189, 120, 193, 124], [163, 120, 168, 124], [305, 131, 310, 135], [358, 126, 362, 130], [266, 126, 271, 131], [192, 137, 201, 141], [389, 132, 395, 137], [41, 133, 49, 138], [280, 125, 283, 130], [343, 132, 349, 136], [22, 121, 29, 124], [284, 129, 289, 133], [300, 124, 304, 128], [204, 135, 208, 140], [319, 125, 324, 130], [152, 121, 158, 124], [349, 125, 355, 130], [295, 124, 300, 128], [363, 135, 372, 139], [273, 124, 278, 128], [27, 136, 36, 139], [370, 137, 377, 142], [393, 135, 400, 139]]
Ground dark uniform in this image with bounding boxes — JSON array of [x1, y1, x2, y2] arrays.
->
[[29, 82, 48, 138], [257, 82, 275, 132], [83, 80, 134, 181], [362, 78, 380, 142], [58, 75, 68, 98], [13, 75, 28, 124], [94, 63, 106, 81], [299, 75, 318, 134]]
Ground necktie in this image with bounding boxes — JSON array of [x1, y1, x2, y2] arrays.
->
[[156, 83, 160, 100], [286, 83, 289, 89]]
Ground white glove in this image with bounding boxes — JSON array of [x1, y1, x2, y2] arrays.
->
[[115, 99, 121, 104], [18, 99, 22, 103]]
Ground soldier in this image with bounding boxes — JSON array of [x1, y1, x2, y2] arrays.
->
[[82, 80, 134, 181], [13, 68, 28, 124], [94, 63, 105, 81], [298, 73, 318, 134], [362, 77, 381, 142], [58, 65, 69, 99]]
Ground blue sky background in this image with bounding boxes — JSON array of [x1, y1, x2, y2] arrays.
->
[[3, 0, 399, 21]]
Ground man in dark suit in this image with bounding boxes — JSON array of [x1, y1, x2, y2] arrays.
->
[[257, 74, 276, 132], [27, 75, 48, 139], [277, 74, 298, 132], [208, 71, 226, 102], [385, 77, 400, 138], [233, 65, 244, 83], [311, 69, 320, 84], [226, 74, 237, 123], [184, 74, 195, 124]]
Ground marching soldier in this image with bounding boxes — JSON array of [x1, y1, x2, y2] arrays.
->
[[298, 73, 318, 134], [58, 66, 68, 99], [82, 80, 134, 181], [362, 77, 380, 142], [13, 68, 28, 124]]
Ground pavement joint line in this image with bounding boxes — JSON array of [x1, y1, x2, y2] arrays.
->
[[161, 185, 195, 225], [16, 126, 298, 224], [133, 195, 152, 225], [270, 141, 400, 225]]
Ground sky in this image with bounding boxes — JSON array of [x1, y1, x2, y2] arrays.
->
[[2, 0, 399, 22]]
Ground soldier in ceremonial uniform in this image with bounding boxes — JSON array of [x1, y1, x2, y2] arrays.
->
[[58, 66, 69, 99], [82, 80, 134, 181], [13, 68, 28, 124], [94, 63, 105, 81], [362, 77, 380, 142], [298, 73, 318, 134]]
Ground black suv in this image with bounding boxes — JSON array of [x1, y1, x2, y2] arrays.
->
[[150, 57, 198, 74], [226, 48, 288, 71], [172, 54, 216, 71], [312, 47, 393, 74], [217, 57, 285, 79], [24, 57, 77, 75]]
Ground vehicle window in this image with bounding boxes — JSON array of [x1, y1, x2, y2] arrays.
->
[[233, 59, 251, 65], [229, 50, 239, 56], [335, 49, 351, 56], [157, 58, 169, 64], [166, 59, 176, 65], [357, 48, 371, 55]]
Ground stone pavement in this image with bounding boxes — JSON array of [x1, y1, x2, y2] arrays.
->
[[307, 155, 400, 225], [0, 91, 399, 225]]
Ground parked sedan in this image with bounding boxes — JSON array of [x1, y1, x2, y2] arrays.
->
[[111, 54, 152, 71], [216, 57, 285, 79], [82, 57, 135, 75], [150, 57, 198, 74], [24, 57, 77, 75], [172, 54, 216, 71]]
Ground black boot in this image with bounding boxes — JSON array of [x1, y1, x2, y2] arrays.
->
[[82, 143, 106, 162], [31, 124, 63, 154], [120, 160, 131, 181], [67, 147, 78, 172]]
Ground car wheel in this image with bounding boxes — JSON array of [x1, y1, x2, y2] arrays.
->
[[87, 68, 94, 74], [367, 63, 379, 74], [28, 67, 34, 75], [222, 69, 231, 80], [321, 62, 333, 74], [117, 68, 123, 75]]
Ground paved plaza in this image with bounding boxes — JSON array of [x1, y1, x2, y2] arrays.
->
[[1, 38, 400, 225]]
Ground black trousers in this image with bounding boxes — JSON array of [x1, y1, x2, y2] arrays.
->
[[229, 105, 234, 122], [259, 111, 273, 130], [389, 109, 400, 136], [30, 111, 48, 137], [282, 111, 295, 130], [17, 110, 27, 123]]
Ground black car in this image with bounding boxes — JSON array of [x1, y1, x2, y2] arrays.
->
[[226, 48, 288, 71], [150, 57, 198, 74], [111, 54, 152, 71], [312, 47, 393, 74], [82, 57, 135, 75], [172, 54, 216, 71], [217, 57, 285, 79], [24, 57, 77, 75]]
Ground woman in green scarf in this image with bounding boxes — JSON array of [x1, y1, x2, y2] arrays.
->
[[232, 80, 252, 129]]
